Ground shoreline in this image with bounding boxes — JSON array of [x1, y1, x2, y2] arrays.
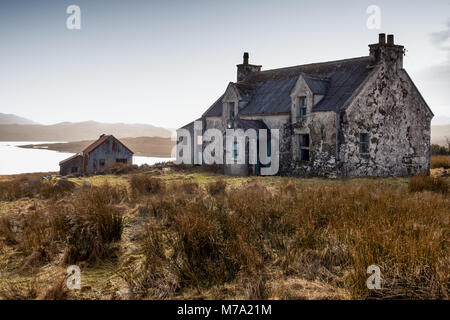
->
[[18, 136, 175, 158]]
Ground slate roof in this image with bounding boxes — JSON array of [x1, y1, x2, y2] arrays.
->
[[203, 94, 224, 117], [202, 56, 374, 117], [236, 119, 269, 131]]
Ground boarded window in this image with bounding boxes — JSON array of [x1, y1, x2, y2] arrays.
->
[[298, 97, 307, 119], [359, 133, 370, 153], [229, 102, 235, 120], [99, 159, 106, 167], [299, 134, 310, 161], [116, 158, 127, 164]]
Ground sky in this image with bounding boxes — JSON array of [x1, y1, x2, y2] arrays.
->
[[0, 0, 449, 128]]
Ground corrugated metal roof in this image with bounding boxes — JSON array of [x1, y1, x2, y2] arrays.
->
[[59, 153, 82, 165], [83, 134, 134, 155]]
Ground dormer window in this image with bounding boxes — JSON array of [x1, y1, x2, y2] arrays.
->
[[229, 102, 235, 120], [298, 97, 306, 118]]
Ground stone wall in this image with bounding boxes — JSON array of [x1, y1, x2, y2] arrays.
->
[[340, 64, 433, 177]]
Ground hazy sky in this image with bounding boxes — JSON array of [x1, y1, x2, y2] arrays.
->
[[0, 0, 449, 128]]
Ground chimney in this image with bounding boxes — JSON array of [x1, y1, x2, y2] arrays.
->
[[236, 52, 262, 82], [387, 34, 394, 45], [243, 52, 249, 65], [369, 33, 404, 70]]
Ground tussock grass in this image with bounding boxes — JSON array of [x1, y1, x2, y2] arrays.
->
[[130, 174, 165, 198], [431, 155, 450, 169], [124, 179, 449, 299], [206, 179, 227, 196], [0, 176, 75, 201], [409, 174, 448, 194], [1, 170, 448, 300]]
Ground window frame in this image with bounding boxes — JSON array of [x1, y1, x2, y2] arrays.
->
[[232, 141, 238, 160], [298, 134, 310, 162], [228, 102, 235, 120], [298, 97, 307, 119], [359, 133, 370, 154]]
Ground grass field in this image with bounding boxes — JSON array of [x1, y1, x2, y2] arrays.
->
[[0, 162, 448, 300]]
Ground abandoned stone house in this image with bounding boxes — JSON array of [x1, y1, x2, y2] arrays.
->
[[59, 134, 133, 176], [177, 33, 433, 177]]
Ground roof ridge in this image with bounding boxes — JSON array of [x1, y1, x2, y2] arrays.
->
[[255, 56, 370, 75]]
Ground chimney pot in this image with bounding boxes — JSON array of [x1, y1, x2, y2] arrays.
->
[[378, 33, 386, 44], [243, 52, 249, 65], [387, 34, 394, 45]]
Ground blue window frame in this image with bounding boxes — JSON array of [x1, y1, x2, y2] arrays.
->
[[298, 97, 306, 118]]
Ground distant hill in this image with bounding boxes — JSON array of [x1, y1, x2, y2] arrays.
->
[[0, 121, 172, 141], [431, 125, 450, 146], [20, 136, 175, 157], [0, 113, 38, 125]]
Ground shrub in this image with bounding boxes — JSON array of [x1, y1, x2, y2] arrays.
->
[[409, 174, 448, 193], [430, 144, 449, 156]]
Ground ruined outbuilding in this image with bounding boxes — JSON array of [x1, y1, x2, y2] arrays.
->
[[177, 34, 433, 177], [59, 134, 133, 176]]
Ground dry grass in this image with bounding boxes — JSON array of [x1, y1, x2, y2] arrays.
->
[[0, 176, 75, 201], [206, 179, 227, 196], [1, 170, 448, 300], [409, 174, 448, 194], [431, 155, 450, 169], [130, 174, 165, 198], [121, 177, 448, 299]]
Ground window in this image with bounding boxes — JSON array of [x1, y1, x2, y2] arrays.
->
[[99, 159, 106, 167], [71, 167, 78, 173], [299, 134, 310, 161], [229, 102, 235, 120], [232, 141, 238, 159], [360, 133, 370, 153], [298, 97, 307, 119], [116, 158, 127, 164]]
